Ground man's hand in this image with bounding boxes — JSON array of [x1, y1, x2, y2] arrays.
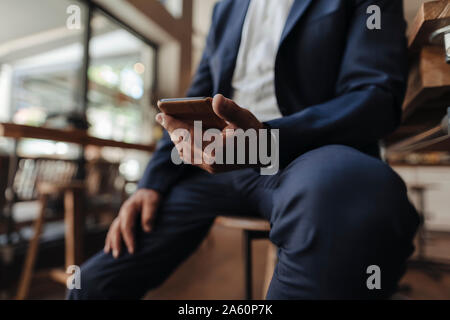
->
[[156, 94, 264, 174], [104, 189, 161, 258]]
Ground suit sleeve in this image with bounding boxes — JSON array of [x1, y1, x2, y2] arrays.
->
[[138, 4, 219, 194], [266, 0, 408, 167]]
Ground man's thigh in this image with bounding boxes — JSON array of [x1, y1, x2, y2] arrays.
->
[[68, 168, 255, 299], [260, 145, 419, 299]]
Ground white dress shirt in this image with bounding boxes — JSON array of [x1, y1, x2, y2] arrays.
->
[[231, 0, 294, 122]]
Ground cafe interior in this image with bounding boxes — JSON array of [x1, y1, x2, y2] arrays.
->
[[0, 0, 450, 300]]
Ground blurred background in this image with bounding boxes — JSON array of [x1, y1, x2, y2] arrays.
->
[[0, 0, 450, 300]]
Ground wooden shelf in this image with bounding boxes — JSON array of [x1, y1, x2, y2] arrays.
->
[[0, 122, 156, 152], [402, 0, 450, 117], [408, 0, 450, 52], [387, 1, 450, 151], [387, 124, 449, 155], [403, 46, 450, 119]]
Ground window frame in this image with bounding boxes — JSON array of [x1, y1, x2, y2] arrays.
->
[[79, 0, 159, 116]]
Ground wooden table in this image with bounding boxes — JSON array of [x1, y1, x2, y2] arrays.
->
[[0, 122, 156, 152], [0, 122, 156, 239]]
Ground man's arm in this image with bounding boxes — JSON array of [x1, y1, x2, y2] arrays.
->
[[138, 4, 220, 194], [267, 0, 408, 167], [107, 4, 221, 256]]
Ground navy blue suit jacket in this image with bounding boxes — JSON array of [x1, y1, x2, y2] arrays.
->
[[139, 0, 408, 194]]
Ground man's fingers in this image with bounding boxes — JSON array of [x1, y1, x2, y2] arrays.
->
[[110, 219, 122, 258], [104, 219, 118, 254], [105, 190, 161, 257], [212, 94, 255, 130], [119, 203, 137, 254], [104, 228, 111, 253], [141, 197, 160, 233], [156, 113, 191, 134]]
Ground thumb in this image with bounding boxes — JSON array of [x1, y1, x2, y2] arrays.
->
[[212, 94, 255, 130]]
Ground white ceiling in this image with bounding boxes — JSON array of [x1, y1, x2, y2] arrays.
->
[[0, 0, 435, 50], [0, 0, 438, 69], [0, 0, 79, 45]]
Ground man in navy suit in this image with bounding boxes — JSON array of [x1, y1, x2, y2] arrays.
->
[[69, 0, 419, 299]]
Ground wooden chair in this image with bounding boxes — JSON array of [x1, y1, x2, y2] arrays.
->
[[215, 216, 276, 300], [14, 158, 127, 300], [0, 155, 9, 234], [10, 157, 80, 299], [12, 158, 78, 202], [15, 180, 85, 300]]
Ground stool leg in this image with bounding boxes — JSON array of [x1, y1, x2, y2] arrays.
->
[[16, 195, 48, 300], [243, 230, 252, 300], [64, 189, 84, 268], [262, 243, 277, 299]]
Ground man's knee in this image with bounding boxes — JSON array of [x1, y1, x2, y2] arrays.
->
[[269, 145, 418, 298], [301, 145, 418, 230], [280, 144, 406, 207], [271, 145, 417, 244]]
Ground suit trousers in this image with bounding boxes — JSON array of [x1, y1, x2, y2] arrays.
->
[[68, 145, 419, 299]]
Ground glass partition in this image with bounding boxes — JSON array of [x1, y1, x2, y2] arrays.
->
[[0, 0, 87, 126], [0, 0, 158, 164], [87, 12, 157, 145], [0, 0, 88, 158]]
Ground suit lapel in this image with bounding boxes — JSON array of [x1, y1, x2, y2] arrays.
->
[[279, 0, 314, 46]]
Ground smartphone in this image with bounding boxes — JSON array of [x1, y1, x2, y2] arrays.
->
[[157, 97, 227, 129]]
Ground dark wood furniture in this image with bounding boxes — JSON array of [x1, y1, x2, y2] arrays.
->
[[15, 181, 85, 300], [386, 0, 450, 156], [384, 0, 450, 283], [0, 122, 156, 299], [0, 123, 156, 152]]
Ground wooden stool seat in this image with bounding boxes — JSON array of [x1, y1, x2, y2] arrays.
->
[[215, 216, 270, 231]]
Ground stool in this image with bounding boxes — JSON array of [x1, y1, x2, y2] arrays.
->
[[215, 216, 276, 300], [15, 181, 85, 300]]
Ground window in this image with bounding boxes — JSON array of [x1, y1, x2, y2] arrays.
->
[[87, 12, 157, 145], [159, 0, 183, 18], [0, 0, 87, 127], [0, 0, 158, 166]]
